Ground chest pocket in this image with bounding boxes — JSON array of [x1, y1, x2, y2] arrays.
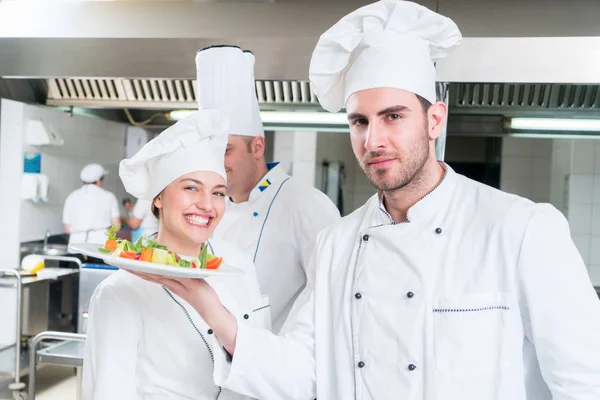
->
[[433, 293, 522, 377]]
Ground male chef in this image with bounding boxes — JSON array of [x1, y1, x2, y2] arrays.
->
[[147, 1, 600, 399], [64, 163, 120, 245], [195, 45, 341, 332]]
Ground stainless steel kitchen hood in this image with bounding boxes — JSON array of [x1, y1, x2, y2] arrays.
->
[[1, 1, 600, 83], [2, 0, 600, 124]]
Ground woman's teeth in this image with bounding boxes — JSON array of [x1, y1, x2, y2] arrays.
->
[[185, 215, 209, 226]]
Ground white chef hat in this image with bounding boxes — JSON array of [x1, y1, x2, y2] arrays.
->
[[80, 163, 107, 183], [309, 0, 462, 112], [119, 110, 229, 200], [195, 45, 264, 137]]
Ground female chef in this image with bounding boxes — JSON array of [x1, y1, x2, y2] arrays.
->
[[82, 109, 270, 400]]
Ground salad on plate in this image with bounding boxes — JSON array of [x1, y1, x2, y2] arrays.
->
[[98, 224, 223, 270]]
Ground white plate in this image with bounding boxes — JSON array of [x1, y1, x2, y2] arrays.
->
[[69, 243, 245, 278]]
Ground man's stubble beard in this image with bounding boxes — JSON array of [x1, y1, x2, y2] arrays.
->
[[360, 127, 430, 193]]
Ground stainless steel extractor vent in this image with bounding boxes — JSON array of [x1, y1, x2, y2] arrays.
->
[[46, 78, 319, 109], [451, 83, 600, 110], [45, 78, 600, 118]]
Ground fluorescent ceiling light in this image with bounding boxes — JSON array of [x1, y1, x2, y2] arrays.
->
[[167, 110, 348, 125], [508, 132, 600, 140], [508, 118, 600, 132], [167, 110, 196, 120]]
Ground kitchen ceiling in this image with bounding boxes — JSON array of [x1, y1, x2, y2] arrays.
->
[[2, 0, 600, 130]]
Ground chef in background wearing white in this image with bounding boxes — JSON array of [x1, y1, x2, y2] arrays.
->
[[121, 198, 159, 241], [63, 163, 120, 245], [149, 1, 600, 399], [197, 45, 341, 332]]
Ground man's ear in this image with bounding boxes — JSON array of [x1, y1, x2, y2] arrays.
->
[[253, 136, 266, 160], [427, 101, 448, 141]]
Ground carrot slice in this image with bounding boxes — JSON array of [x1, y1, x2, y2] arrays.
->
[[140, 248, 153, 262], [104, 238, 117, 251]]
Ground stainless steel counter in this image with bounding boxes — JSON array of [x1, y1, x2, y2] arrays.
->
[[0, 268, 79, 287]]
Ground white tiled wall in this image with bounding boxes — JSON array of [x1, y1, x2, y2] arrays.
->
[[500, 137, 553, 204], [273, 130, 294, 175], [273, 130, 317, 187], [292, 131, 317, 188], [550, 140, 573, 215], [0, 100, 27, 269], [499, 137, 600, 286], [314, 132, 374, 216], [568, 141, 600, 285], [0, 100, 129, 267]]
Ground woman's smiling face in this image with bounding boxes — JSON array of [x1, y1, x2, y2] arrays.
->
[[153, 171, 227, 255]]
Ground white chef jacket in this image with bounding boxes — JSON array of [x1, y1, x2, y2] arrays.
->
[[212, 163, 340, 332], [213, 164, 600, 400], [83, 238, 271, 400], [63, 184, 120, 245], [132, 199, 159, 238]]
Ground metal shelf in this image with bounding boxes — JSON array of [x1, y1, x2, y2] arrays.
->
[[35, 340, 84, 368]]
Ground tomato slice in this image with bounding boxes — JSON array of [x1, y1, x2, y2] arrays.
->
[[120, 251, 138, 259], [206, 257, 222, 269]]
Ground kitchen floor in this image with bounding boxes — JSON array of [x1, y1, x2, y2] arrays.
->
[[26, 365, 78, 400]]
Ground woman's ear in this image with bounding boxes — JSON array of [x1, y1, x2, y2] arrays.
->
[[153, 194, 163, 211]]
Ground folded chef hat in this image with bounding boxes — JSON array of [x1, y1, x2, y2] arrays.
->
[[309, 0, 462, 112], [119, 110, 229, 200], [195, 45, 264, 137], [80, 163, 107, 183]]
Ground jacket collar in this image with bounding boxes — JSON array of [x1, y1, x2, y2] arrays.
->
[[363, 162, 458, 229], [228, 162, 289, 206]]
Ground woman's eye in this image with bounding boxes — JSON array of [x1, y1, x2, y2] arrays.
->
[[214, 191, 226, 197], [185, 186, 199, 192]]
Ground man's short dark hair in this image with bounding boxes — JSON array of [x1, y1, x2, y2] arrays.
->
[[242, 136, 254, 153], [416, 94, 432, 114]]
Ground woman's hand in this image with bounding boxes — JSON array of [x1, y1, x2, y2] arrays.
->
[[128, 271, 238, 354]]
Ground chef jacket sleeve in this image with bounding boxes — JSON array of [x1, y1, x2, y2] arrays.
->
[[82, 284, 142, 400], [517, 203, 600, 399], [294, 190, 340, 277], [63, 194, 72, 225], [213, 243, 318, 400], [132, 199, 148, 220], [240, 252, 273, 332], [110, 193, 120, 219]]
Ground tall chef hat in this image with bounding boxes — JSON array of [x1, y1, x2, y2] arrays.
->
[[309, 0, 462, 112], [195, 45, 264, 137], [119, 110, 229, 200]]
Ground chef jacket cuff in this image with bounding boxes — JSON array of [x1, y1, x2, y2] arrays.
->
[[213, 317, 256, 390]]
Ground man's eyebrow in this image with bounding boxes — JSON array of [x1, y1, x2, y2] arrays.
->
[[347, 105, 411, 121], [347, 112, 367, 121], [377, 105, 411, 116]]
